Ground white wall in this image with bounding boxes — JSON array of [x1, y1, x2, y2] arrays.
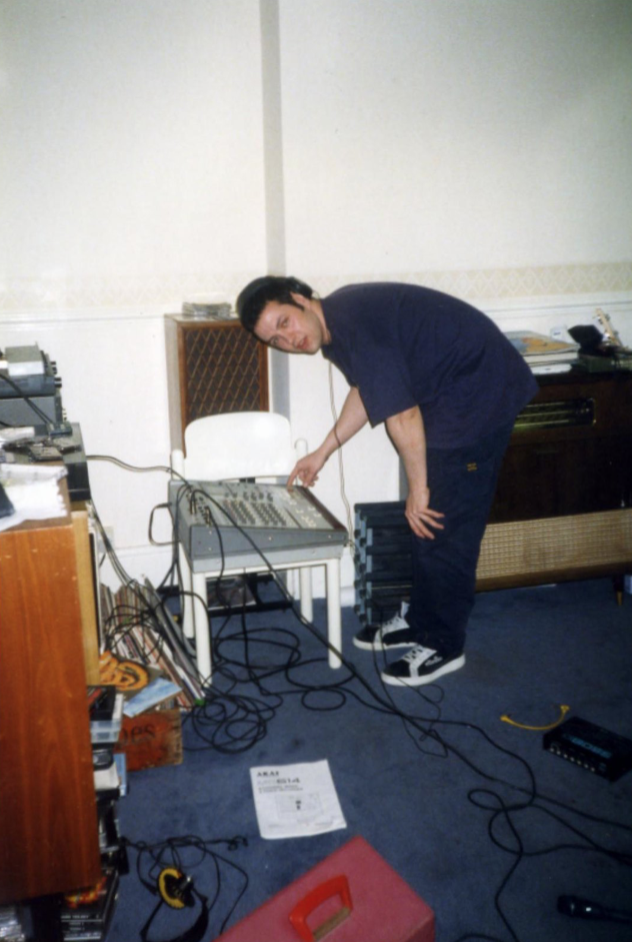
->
[[280, 0, 632, 273], [0, 0, 267, 286], [0, 0, 268, 584], [1, 0, 631, 597]]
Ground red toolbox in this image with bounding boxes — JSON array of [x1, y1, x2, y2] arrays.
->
[[217, 835, 435, 942]]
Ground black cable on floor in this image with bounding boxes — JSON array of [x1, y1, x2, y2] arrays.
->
[[88, 454, 632, 942]]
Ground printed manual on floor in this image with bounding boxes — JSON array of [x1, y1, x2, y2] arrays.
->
[[250, 760, 347, 840]]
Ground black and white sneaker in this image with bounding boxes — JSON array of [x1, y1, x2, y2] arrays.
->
[[353, 602, 417, 651], [381, 645, 465, 687]]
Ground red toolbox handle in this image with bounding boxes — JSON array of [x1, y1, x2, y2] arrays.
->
[[289, 875, 353, 942]]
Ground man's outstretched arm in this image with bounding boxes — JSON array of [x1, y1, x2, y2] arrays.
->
[[287, 386, 368, 488]]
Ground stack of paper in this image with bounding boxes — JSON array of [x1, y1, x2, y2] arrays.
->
[[505, 330, 579, 375], [250, 760, 347, 840], [0, 463, 67, 532]]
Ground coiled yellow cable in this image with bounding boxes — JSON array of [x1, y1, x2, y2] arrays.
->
[[500, 704, 570, 731]]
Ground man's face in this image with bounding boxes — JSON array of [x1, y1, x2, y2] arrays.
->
[[254, 296, 326, 355]]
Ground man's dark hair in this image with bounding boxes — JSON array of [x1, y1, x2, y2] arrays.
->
[[236, 275, 314, 334]]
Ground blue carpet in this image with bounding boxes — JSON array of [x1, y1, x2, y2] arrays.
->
[[109, 579, 632, 941]]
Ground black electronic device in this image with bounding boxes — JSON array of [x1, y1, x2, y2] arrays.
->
[[354, 500, 411, 626], [0, 343, 66, 429], [0, 343, 90, 498], [543, 716, 632, 781], [569, 311, 632, 373], [558, 894, 632, 925]]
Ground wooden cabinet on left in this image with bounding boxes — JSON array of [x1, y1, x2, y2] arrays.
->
[[0, 478, 101, 905]]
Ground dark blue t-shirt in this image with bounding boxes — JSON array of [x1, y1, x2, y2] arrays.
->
[[321, 283, 538, 448]]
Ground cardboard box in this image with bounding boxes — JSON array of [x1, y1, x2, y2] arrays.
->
[[115, 708, 182, 772]]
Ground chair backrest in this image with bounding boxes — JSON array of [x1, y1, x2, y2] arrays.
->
[[173, 412, 299, 481]]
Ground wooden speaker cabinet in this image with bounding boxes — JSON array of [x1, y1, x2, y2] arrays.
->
[[0, 480, 101, 904], [165, 315, 269, 451], [477, 370, 632, 589]]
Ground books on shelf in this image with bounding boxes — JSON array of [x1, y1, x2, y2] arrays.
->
[[505, 330, 579, 365]]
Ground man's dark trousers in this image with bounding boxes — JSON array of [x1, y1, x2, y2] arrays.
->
[[407, 421, 515, 657]]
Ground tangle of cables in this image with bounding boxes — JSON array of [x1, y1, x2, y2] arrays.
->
[[87, 454, 632, 942]]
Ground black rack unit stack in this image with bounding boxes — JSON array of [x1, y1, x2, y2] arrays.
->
[[354, 501, 412, 626]]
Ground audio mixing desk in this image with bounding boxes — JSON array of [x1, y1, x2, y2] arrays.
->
[[169, 480, 348, 679], [169, 480, 347, 569]]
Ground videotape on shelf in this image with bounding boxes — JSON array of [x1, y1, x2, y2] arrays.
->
[[87, 685, 117, 721], [60, 868, 119, 940]]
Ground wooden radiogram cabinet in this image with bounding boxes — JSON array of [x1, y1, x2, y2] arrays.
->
[[165, 315, 269, 451], [0, 482, 102, 905], [489, 371, 632, 523], [476, 370, 632, 589]]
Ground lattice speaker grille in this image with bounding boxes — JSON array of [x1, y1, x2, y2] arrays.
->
[[477, 509, 632, 582], [184, 325, 264, 419]]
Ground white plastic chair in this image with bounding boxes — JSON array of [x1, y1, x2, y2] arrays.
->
[[171, 412, 344, 681]]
